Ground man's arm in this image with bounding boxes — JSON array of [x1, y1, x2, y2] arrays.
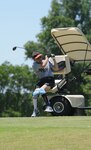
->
[[41, 55, 49, 68]]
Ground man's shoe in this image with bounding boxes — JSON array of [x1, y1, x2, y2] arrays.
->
[[44, 106, 53, 112], [31, 109, 40, 117]]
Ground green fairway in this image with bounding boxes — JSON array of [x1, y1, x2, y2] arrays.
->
[[0, 116, 91, 150]]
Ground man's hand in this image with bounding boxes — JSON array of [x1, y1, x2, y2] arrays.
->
[[50, 54, 55, 58], [45, 55, 49, 60], [41, 55, 49, 68]]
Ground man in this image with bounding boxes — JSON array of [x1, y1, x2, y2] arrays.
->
[[31, 51, 59, 117]]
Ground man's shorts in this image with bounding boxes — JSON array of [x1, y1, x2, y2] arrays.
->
[[36, 76, 55, 89]]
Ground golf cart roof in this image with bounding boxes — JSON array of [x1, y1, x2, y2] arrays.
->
[[51, 27, 91, 62]]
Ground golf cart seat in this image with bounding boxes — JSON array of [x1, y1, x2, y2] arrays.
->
[[49, 55, 71, 75], [48, 55, 71, 93]]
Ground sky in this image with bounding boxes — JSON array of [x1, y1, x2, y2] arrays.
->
[[0, 0, 52, 66]]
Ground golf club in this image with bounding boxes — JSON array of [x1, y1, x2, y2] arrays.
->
[[12, 46, 25, 51]]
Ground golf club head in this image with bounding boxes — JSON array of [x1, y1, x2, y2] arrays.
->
[[12, 46, 17, 51]]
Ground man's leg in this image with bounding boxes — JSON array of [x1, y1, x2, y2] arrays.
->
[[31, 88, 40, 117], [40, 85, 53, 112], [32, 86, 46, 110]]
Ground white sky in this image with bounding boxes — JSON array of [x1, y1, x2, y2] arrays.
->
[[0, 0, 52, 66]]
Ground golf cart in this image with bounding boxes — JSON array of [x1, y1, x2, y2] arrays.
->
[[43, 27, 91, 116]]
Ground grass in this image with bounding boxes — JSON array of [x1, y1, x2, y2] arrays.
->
[[0, 116, 91, 150]]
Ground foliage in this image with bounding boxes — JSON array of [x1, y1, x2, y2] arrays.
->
[[0, 62, 37, 117], [81, 74, 91, 115]]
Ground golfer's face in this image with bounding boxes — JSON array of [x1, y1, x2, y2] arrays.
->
[[35, 56, 42, 63]]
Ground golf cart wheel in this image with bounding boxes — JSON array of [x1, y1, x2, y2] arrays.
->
[[50, 96, 74, 116]]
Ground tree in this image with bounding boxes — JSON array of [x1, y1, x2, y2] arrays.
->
[[24, 0, 91, 57], [24, 0, 74, 57], [63, 0, 91, 40], [0, 62, 37, 117]]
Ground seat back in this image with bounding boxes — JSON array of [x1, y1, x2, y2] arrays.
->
[[47, 55, 71, 94], [49, 55, 71, 75]]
